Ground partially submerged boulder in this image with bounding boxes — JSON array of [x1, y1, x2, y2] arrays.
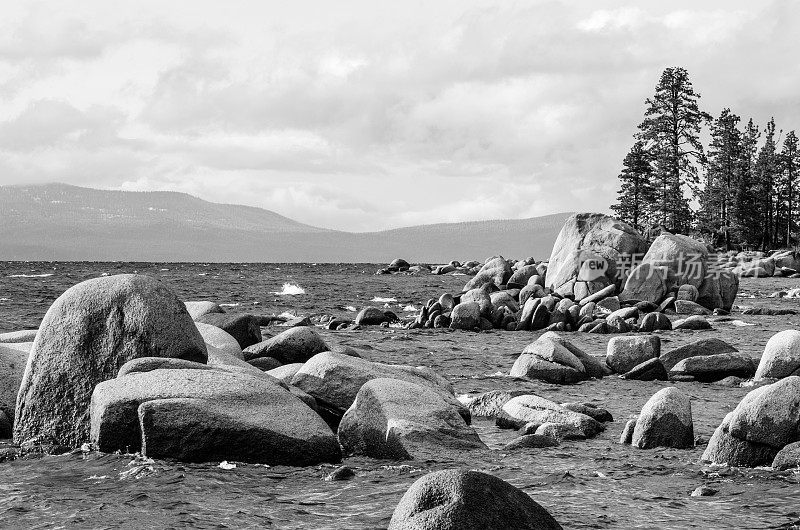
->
[[91, 367, 340, 465], [195, 313, 262, 349], [629, 387, 694, 449], [243, 327, 328, 364], [14, 274, 207, 447], [338, 378, 485, 460], [702, 377, 800, 467], [606, 335, 660, 374], [755, 330, 800, 380], [509, 339, 587, 384], [388, 469, 562, 530], [501, 394, 604, 438]]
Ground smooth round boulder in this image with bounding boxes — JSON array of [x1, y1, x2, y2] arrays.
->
[[14, 274, 207, 447], [772, 441, 800, 470], [755, 330, 800, 380], [638, 312, 672, 332], [184, 301, 224, 321], [355, 306, 388, 326], [509, 340, 587, 385], [388, 469, 562, 530], [242, 327, 328, 364], [450, 302, 481, 330], [631, 387, 694, 449]]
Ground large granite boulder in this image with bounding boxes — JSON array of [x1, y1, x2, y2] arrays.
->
[[338, 378, 485, 460], [659, 338, 737, 371], [290, 352, 467, 421], [669, 352, 756, 382], [243, 327, 328, 364], [449, 302, 481, 330], [14, 274, 207, 447], [702, 377, 800, 467], [195, 313, 262, 349], [538, 331, 607, 378], [630, 387, 694, 449], [90, 367, 340, 465], [755, 330, 800, 380], [546, 213, 647, 300], [388, 469, 562, 530], [621, 233, 708, 304]]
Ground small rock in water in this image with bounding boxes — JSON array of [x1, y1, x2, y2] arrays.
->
[[325, 465, 355, 481], [219, 461, 237, 470], [691, 486, 718, 497]]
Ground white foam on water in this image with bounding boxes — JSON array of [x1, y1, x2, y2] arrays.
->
[[160, 268, 169, 271], [278, 311, 297, 319], [7, 273, 53, 278], [403, 304, 417, 312], [219, 303, 240, 307], [219, 461, 237, 470], [273, 283, 306, 295], [729, 320, 754, 327], [371, 297, 397, 303], [345, 306, 357, 312], [0, 298, 9, 301]]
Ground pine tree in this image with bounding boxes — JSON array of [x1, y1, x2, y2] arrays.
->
[[636, 67, 711, 233], [778, 131, 799, 246], [611, 141, 655, 231], [733, 119, 761, 247], [753, 119, 779, 250], [699, 109, 742, 249]]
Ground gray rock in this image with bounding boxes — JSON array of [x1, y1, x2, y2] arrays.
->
[[388, 469, 562, 530], [502, 395, 604, 438], [463, 256, 512, 291], [0, 342, 31, 415], [195, 322, 244, 359], [355, 306, 387, 326], [702, 412, 779, 467], [184, 301, 224, 321], [459, 390, 530, 419], [507, 265, 538, 288], [450, 302, 481, 330], [291, 352, 467, 421], [631, 387, 694, 449], [509, 340, 587, 385], [621, 358, 667, 381], [243, 327, 328, 364], [461, 287, 494, 316], [267, 363, 305, 384], [0, 330, 37, 343], [669, 353, 755, 382], [545, 213, 647, 300], [118, 357, 214, 378], [560, 402, 613, 422], [14, 274, 207, 448], [619, 418, 637, 444], [755, 330, 800, 380], [535, 422, 586, 440], [660, 338, 737, 371], [247, 356, 282, 371], [91, 368, 340, 465], [606, 335, 660, 374], [772, 441, 800, 470], [675, 300, 711, 315], [338, 378, 485, 460], [677, 284, 699, 302], [538, 331, 607, 378], [195, 313, 261, 349], [727, 376, 800, 448], [673, 315, 712, 330], [639, 312, 672, 332]]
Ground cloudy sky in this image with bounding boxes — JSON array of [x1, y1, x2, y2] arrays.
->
[[2, 1, 799, 231]]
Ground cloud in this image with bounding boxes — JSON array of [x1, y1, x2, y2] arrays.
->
[[1, 0, 798, 231]]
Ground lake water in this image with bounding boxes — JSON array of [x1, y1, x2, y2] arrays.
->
[[0, 262, 799, 529]]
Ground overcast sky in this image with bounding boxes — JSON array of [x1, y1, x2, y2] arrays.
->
[[2, 1, 799, 231]]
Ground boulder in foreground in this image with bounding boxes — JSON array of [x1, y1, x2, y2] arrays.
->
[[630, 387, 694, 449], [338, 378, 485, 460], [388, 469, 562, 530], [755, 330, 800, 380], [91, 367, 340, 465], [14, 274, 207, 447]]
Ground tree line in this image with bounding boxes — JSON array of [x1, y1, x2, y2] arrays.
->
[[611, 67, 799, 250]]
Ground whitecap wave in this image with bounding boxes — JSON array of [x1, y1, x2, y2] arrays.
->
[[371, 296, 397, 303], [8, 273, 53, 278], [273, 283, 306, 295], [278, 311, 297, 320], [345, 306, 357, 312], [403, 304, 417, 312], [219, 303, 240, 307]]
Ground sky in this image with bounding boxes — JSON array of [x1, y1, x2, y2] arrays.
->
[[1, 0, 799, 232]]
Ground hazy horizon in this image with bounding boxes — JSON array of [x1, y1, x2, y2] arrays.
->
[[3, 1, 799, 232]]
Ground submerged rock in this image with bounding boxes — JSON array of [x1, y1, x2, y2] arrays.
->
[[502, 395, 603, 438], [388, 469, 562, 530]]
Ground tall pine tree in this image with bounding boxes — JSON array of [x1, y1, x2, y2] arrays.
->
[[611, 141, 655, 231], [732, 119, 761, 247], [636, 67, 711, 232], [778, 130, 799, 246], [753, 118, 779, 249], [698, 109, 742, 249]]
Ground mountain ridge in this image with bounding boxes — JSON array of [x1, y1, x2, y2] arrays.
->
[[0, 183, 572, 262]]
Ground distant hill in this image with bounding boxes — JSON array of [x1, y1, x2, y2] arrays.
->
[[0, 184, 572, 262]]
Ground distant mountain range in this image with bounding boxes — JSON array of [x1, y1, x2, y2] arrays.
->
[[0, 184, 572, 262]]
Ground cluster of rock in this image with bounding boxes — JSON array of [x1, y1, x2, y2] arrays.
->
[[6, 274, 496, 466], [376, 258, 433, 275], [731, 249, 800, 278], [406, 213, 738, 334]]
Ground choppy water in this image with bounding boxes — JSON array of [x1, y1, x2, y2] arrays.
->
[[1, 262, 800, 529]]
